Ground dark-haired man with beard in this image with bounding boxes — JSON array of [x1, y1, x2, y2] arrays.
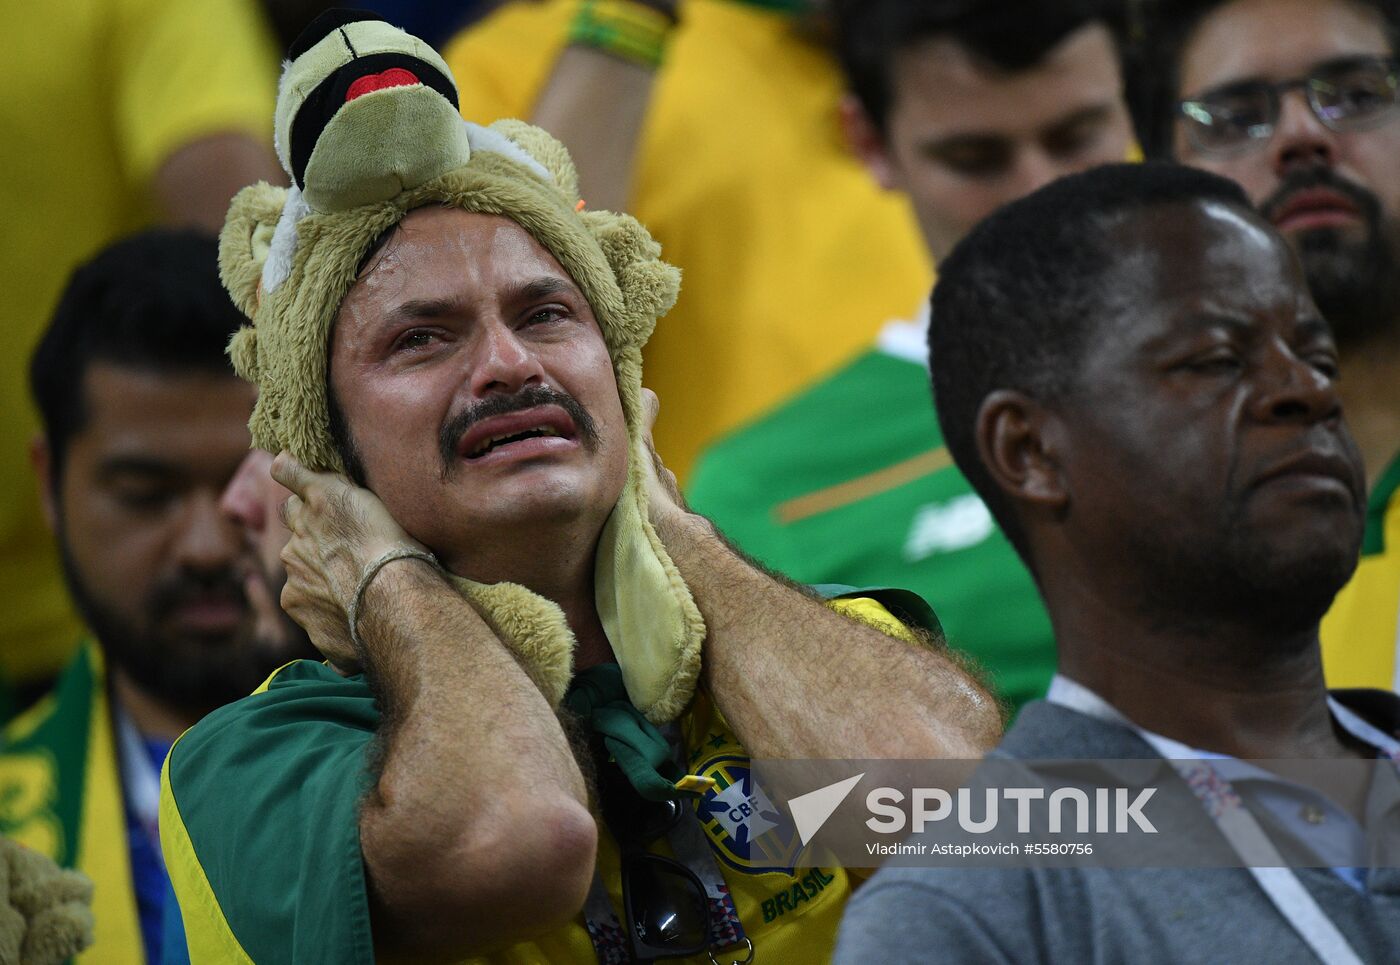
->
[[6, 229, 316, 965], [1140, 0, 1400, 691]]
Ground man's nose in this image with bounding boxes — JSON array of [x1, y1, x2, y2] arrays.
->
[[1009, 148, 1065, 201], [468, 319, 548, 397], [220, 453, 268, 533], [1252, 346, 1342, 425], [176, 490, 246, 574], [1271, 89, 1338, 178]]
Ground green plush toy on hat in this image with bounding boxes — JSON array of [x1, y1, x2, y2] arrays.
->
[[219, 9, 704, 722]]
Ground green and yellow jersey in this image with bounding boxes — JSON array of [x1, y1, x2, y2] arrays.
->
[[689, 316, 1055, 712], [161, 594, 931, 963], [1323, 451, 1400, 691]]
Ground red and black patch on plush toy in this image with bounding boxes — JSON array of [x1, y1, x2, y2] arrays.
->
[[286, 9, 459, 190]]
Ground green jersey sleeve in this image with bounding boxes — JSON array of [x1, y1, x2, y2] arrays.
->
[[160, 660, 380, 965]]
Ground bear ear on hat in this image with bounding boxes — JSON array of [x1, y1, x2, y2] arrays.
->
[[580, 209, 681, 349], [486, 119, 581, 204], [218, 181, 290, 318]]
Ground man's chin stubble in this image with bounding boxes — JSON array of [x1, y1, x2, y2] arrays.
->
[[1298, 226, 1400, 346]]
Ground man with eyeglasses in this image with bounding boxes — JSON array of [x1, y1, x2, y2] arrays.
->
[[1138, 0, 1400, 693]]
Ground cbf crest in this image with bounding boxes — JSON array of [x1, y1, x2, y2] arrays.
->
[[691, 753, 804, 873]]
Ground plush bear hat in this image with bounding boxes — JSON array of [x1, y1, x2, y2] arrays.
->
[[220, 10, 704, 722]]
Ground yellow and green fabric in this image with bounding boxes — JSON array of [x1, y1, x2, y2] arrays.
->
[[690, 329, 1054, 712], [0, 0, 278, 693], [441, 0, 933, 481], [160, 593, 932, 964], [0, 643, 144, 964], [1322, 451, 1400, 691]]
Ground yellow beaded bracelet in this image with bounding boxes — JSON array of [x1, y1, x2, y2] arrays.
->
[[568, 0, 677, 70]]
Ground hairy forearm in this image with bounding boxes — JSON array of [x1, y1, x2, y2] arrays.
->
[[531, 45, 658, 213], [655, 512, 1002, 760], [356, 560, 595, 957]]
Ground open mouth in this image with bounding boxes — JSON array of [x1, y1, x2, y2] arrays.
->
[[466, 425, 564, 459], [455, 406, 580, 464]]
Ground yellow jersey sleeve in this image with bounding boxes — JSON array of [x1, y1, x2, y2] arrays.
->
[[826, 596, 921, 645], [112, 0, 279, 186]]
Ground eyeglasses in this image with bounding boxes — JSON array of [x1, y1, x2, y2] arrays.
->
[[1176, 56, 1400, 156]]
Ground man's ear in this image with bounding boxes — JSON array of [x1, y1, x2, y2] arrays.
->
[[839, 94, 898, 190], [974, 390, 1069, 514], [29, 434, 58, 534]]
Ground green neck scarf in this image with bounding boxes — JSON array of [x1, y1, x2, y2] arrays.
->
[[564, 663, 686, 802]]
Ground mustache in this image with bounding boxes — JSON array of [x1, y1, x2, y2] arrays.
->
[[437, 384, 600, 476], [1260, 167, 1383, 227], [148, 568, 248, 622]]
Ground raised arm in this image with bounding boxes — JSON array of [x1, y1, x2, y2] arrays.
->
[[271, 455, 596, 961], [529, 0, 678, 212], [637, 394, 1003, 760]]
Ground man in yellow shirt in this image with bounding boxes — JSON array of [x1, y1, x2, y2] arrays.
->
[[0, 0, 283, 700]]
